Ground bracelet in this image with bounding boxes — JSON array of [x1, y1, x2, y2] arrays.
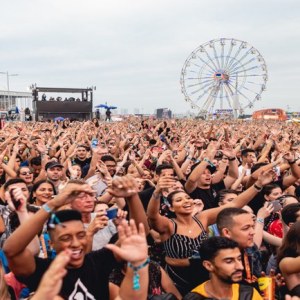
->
[[256, 217, 264, 224], [42, 203, 53, 214], [289, 159, 298, 165], [253, 184, 263, 192], [152, 192, 161, 200], [228, 157, 236, 161], [203, 157, 215, 167], [127, 257, 150, 290], [187, 156, 193, 160]]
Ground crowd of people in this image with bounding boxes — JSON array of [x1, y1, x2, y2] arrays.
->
[[0, 117, 300, 299]]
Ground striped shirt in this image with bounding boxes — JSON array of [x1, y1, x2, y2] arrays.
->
[[164, 217, 208, 259]]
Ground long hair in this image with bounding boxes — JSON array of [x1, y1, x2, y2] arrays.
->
[[0, 261, 11, 300], [277, 221, 300, 264], [29, 179, 57, 204]]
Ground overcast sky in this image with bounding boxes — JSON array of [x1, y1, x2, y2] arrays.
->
[[0, 0, 299, 114]]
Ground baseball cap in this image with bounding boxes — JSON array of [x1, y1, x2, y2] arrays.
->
[[45, 161, 64, 171], [190, 161, 216, 174]]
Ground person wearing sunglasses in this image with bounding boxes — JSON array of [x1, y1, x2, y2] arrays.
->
[[17, 167, 34, 190]]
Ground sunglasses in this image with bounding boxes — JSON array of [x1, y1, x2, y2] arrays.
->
[[20, 171, 33, 176]]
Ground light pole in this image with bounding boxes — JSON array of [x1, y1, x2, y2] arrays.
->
[[0, 71, 19, 110]]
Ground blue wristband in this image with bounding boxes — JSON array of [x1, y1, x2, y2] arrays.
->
[[127, 257, 150, 290], [203, 157, 215, 167], [42, 203, 53, 214]]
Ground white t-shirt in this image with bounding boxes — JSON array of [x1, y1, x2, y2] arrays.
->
[[84, 213, 117, 251]]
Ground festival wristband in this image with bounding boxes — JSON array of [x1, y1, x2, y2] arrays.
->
[[127, 257, 150, 290], [203, 157, 215, 167], [256, 217, 264, 224], [42, 203, 53, 214]]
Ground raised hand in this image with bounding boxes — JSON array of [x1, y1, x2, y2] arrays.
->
[[96, 161, 111, 179], [52, 182, 95, 208], [106, 175, 138, 198], [205, 142, 218, 160], [283, 151, 295, 163], [155, 175, 176, 194], [87, 214, 109, 234], [221, 142, 236, 159], [105, 219, 148, 264], [67, 160, 79, 179], [12, 139, 20, 153], [257, 202, 274, 219], [256, 169, 276, 187], [36, 140, 47, 154], [129, 150, 136, 161], [113, 209, 128, 226], [260, 269, 285, 289], [5, 187, 27, 212], [31, 250, 70, 300]]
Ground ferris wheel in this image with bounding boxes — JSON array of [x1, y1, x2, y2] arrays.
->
[[180, 38, 268, 119]]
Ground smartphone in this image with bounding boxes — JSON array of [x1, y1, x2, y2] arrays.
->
[[91, 138, 98, 149], [107, 207, 118, 219], [273, 166, 280, 177], [160, 134, 168, 144], [10, 189, 21, 210], [272, 200, 282, 213]]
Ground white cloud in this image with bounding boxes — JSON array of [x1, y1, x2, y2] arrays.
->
[[0, 0, 299, 113]]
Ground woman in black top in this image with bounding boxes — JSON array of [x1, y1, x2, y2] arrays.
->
[[147, 172, 273, 295]]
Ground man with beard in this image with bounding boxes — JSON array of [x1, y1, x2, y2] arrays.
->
[[217, 207, 262, 284], [73, 145, 92, 178], [45, 161, 64, 193], [185, 144, 238, 210], [101, 155, 117, 177], [184, 237, 262, 299]]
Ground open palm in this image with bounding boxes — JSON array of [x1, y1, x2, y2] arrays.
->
[[106, 220, 148, 263]]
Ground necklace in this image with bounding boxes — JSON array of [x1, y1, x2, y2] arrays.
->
[[182, 220, 194, 234], [179, 217, 199, 235], [183, 225, 193, 234]]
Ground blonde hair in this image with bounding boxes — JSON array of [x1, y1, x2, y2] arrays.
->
[[0, 261, 11, 300]]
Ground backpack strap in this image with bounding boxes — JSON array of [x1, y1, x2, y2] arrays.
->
[[238, 284, 254, 300]]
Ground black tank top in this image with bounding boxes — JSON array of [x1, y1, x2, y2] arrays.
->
[[164, 216, 208, 259]]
